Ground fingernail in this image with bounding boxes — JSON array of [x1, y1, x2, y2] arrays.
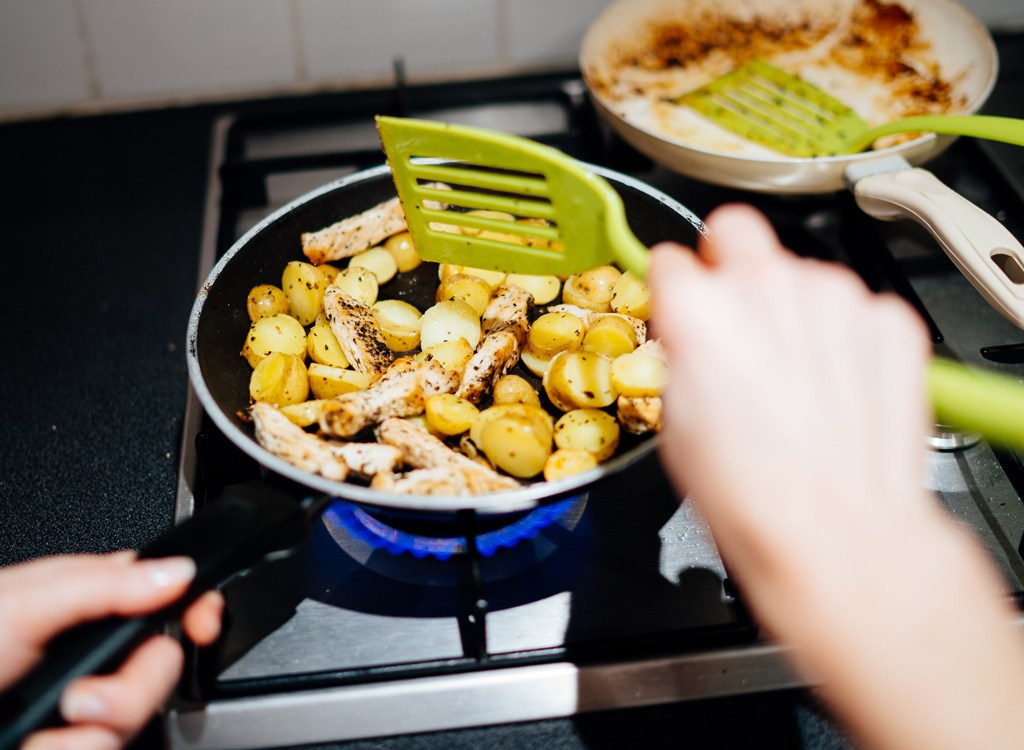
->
[[141, 556, 196, 588], [60, 686, 107, 721]]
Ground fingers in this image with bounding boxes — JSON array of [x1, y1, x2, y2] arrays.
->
[[0, 554, 196, 688], [698, 203, 788, 268], [22, 724, 121, 750], [181, 590, 225, 647]]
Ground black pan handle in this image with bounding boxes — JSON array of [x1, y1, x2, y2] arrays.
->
[[0, 483, 329, 750]]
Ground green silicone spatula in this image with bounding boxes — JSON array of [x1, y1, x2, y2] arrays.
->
[[376, 115, 649, 277], [677, 58, 1024, 158], [376, 114, 1024, 454]]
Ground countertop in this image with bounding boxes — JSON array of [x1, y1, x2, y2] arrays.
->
[[21, 34, 1024, 745]]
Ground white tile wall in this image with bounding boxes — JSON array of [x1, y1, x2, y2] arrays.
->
[[0, 0, 1019, 122]]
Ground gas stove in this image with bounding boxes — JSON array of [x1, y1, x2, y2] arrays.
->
[[167, 52, 1024, 748]]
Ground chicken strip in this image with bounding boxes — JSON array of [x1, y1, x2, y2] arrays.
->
[[320, 358, 459, 438], [455, 285, 533, 403], [456, 328, 521, 404], [323, 286, 393, 380], [251, 402, 402, 480], [375, 418, 519, 493], [301, 197, 407, 265], [371, 466, 513, 496]]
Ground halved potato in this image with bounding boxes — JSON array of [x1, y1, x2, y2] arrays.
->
[[306, 323, 349, 368], [610, 270, 651, 320], [519, 346, 552, 378], [241, 313, 307, 368], [249, 352, 309, 406], [583, 315, 637, 358], [425, 393, 480, 436], [543, 448, 599, 482], [330, 266, 379, 306], [436, 273, 492, 315], [281, 261, 328, 326], [528, 311, 585, 358], [470, 403, 554, 449], [246, 284, 290, 321], [439, 264, 507, 293], [383, 231, 422, 272], [562, 265, 621, 312], [419, 299, 482, 350], [414, 338, 476, 373], [505, 273, 561, 305], [553, 408, 620, 462], [350, 246, 398, 284], [373, 299, 423, 352], [307, 363, 370, 399], [543, 351, 617, 410], [492, 374, 541, 406], [278, 399, 343, 427], [479, 414, 552, 478], [611, 350, 668, 397]]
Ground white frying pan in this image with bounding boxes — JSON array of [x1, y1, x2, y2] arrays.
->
[[580, 0, 1024, 328]]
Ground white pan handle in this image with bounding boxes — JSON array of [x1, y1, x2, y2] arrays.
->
[[850, 165, 1024, 329]]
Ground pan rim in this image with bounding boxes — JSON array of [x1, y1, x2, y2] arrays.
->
[[186, 161, 696, 515]]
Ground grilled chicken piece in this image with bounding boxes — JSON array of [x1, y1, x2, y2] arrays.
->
[[375, 418, 519, 493], [251, 402, 401, 480], [456, 329, 521, 404], [301, 197, 407, 265], [617, 396, 663, 435], [455, 285, 533, 404], [615, 339, 665, 434], [323, 286, 393, 380], [371, 466, 510, 496], [547, 304, 646, 346], [320, 358, 459, 438]]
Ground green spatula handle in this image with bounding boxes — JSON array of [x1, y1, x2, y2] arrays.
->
[[852, 115, 1024, 153], [929, 357, 1024, 450]]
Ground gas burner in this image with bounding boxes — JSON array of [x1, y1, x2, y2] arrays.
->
[[322, 494, 588, 584]]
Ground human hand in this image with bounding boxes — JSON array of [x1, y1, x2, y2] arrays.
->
[[648, 204, 1024, 750], [0, 552, 224, 750]]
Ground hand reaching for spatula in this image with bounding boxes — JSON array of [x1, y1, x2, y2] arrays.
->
[[650, 204, 1024, 750]]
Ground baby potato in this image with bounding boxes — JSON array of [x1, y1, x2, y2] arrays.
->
[[350, 246, 398, 284], [383, 231, 422, 272], [249, 352, 309, 406], [470, 403, 554, 449], [318, 263, 342, 285], [492, 374, 542, 406], [543, 351, 617, 411], [306, 323, 349, 368], [439, 264, 507, 293], [543, 448, 599, 482], [307, 363, 370, 399], [278, 399, 343, 427], [610, 270, 651, 320], [553, 408, 620, 462], [414, 338, 475, 372], [562, 265, 621, 312], [241, 313, 307, 368], [519, 347, 552, 379], [528, 311, 585, 358], [282, 261, 328, 326], [436, 273, 492, 316], [246, 284, 290, 321], [425, 393, 480, 436], [373, 299, 422, 352], [458, 209, 517, 238], [330, 266, 379, 306], [611, 350, 668, 397], [479, 414, 553, 478], [505, 273, 561, 305], [583, 315, 637, 358], [419, 299, 482, 350]]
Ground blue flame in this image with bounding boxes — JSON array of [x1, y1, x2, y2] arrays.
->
[[324, 498, 579, 560]]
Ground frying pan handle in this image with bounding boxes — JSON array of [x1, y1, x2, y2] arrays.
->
[[0, 483, 324, 750], [850, 166, 1024, 329]]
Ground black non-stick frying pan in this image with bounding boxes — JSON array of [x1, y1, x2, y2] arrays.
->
[[0, 162, 704, 746], [187, 161, 704, 515]]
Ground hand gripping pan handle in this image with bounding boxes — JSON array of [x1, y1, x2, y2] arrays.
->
[[0, 483, 329, 750]]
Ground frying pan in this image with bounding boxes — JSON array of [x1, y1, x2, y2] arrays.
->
[[187, 162, 704, 517], [580, 0, 1024, 328]]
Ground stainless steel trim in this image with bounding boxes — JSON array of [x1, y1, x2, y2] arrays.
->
[[166, 642, 801, 749]]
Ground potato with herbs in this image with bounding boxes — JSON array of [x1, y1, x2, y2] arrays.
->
[[562, 265, 621, 312], [247, 284, 290, 321], [543, 350, 617, 411], [241, 313, 307, 368], [282, 261, 328, 326], [553, 409, 620, 462], [250, 352, 309, 406]]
